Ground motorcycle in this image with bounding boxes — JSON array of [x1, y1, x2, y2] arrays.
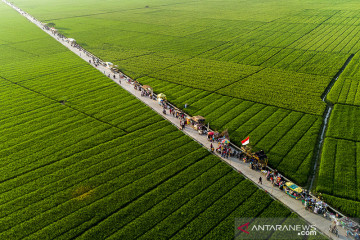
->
[[329, 225, 339, 237]]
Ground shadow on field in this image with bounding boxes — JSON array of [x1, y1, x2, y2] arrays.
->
[[57, 27, 71, 30]]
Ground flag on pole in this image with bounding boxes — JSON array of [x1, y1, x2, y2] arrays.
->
[[241, 136, 250, 145]]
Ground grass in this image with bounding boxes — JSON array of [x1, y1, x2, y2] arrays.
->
[[0, 2, 315, 239], [13, 0, 360, 188], [315, 104, 360, 216]]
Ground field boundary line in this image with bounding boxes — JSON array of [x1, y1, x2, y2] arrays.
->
[[62, 160, 226, 239], [212, 68, 264, 93], [275, 116, 319, 169], [14, 63, 87, 83], [188, 189, 261, 239], [141, 41, 229, 79], [322, 24, 353, 52], [340, 77, 354, 105], [263, 114, 306, 155], [165, 181, 255, 239], [143, 61, 326, 116], [221, 103, 265, 131], [42, 0, 191, 21], [0, 74, 130, 133], [351, 79, 360, 105], [0, 125, 180, 201], [0, 137, 198, 226], [229, 105, 275, 136], [245, 108, 288, 146], [324, 135, 360, 142], [0, 124, 115, 182], [287, 11, 340, 50], [320, 54, 354, 100], [4, 1, 352, 238], [312, 24, 345, 52], [332, 25, 359, 53], [355, 140, 358, 201], [47, 150, 209, 240], [106, 163, 233, 240], [294, 51, 318, 72], [0, 138, 195, 225]]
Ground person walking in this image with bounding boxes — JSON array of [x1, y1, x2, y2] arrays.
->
[[258, 177, 262, 184], [226, 147, 231, 158], [221, 148, 226, 158]]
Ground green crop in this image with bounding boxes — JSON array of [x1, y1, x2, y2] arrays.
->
[[0, 2, 309, 239]]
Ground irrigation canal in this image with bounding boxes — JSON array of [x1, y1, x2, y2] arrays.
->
[[309, 54, 354, 191]]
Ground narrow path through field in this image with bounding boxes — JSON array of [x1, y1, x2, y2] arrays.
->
[[2, 1, 348, 239]]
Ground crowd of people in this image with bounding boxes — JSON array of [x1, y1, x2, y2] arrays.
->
[[113, 44, 360, 240], [209, 143, 231, 158], [304, 197, 328, 215], [255, 164, 360, 237], [135, 83, 189, 130], [39, 16, 109, 74], [10, 2, 359, 237], [257, 164, 336, 217]]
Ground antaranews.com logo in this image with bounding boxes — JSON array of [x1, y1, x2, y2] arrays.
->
[[235, 218, 321, 239]]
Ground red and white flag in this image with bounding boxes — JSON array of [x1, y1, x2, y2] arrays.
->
[[241, 136, 250, 145]]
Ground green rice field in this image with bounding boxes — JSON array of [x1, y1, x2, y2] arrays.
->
[[10, 0, 360, 217], [3, 0, 360, 236], [0, 2, 317, 239], [10, 0, 341, 187]]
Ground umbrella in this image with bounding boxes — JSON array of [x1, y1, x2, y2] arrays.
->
[[105, 62, 114, 68], [208, 132, 214, 136], [142, 85, 152, 91], [222, 139, 230, 145], [157, 93, 167, 100], [285, 182, 303, 193]]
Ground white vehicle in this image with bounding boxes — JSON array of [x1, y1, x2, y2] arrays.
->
[[105, 62, 114, 68]]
